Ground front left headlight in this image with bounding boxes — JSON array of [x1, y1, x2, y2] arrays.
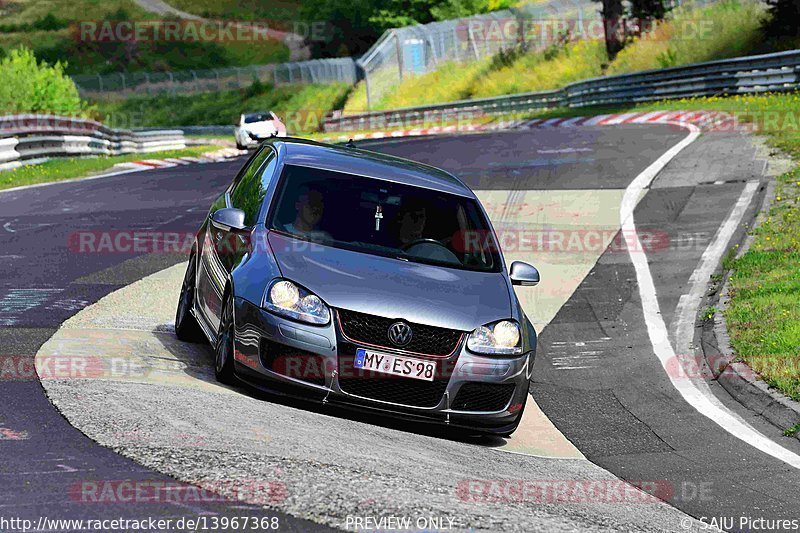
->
[[467, 320, 522, 355], [263, 279, 331, 325]]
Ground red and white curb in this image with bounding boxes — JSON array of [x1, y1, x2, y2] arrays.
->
[[113, 147, 248, 171], [317, 110, 748, 144], [522, 110, 740, 131]]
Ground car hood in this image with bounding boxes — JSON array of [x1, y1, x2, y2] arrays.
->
[[268, 232, 512, 332]]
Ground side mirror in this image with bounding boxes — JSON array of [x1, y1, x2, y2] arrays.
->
[[509, 261, 540, 286], [210, 207, 247, 233]]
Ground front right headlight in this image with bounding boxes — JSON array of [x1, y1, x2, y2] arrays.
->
[[262, 279, 330, 325], [467, 320, 522, 355]]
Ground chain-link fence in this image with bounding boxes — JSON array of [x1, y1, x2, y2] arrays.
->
[[357, 0, 718, 110], [72, 57, 357, 99], [358, 0, 599, 110]]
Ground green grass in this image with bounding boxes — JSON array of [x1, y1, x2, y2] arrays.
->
[[0, 145, 218, 190], [701, 306, 718, 322], [785, 423, 800, 437], [94, 82, 352, 133]]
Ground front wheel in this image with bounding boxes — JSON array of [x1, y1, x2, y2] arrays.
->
[[175, 255, 205, 343], [214, 293, 237, 385]]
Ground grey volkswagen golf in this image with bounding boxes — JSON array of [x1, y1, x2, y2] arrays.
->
[[175, 138, 540, 435]]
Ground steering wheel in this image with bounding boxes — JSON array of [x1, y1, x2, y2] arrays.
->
[[401, 238, 449, 251], [401, 238, 461, 265]]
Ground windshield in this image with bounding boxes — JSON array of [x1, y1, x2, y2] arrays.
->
[[244, 112, 272, 123], [269, 165, 502, 272]]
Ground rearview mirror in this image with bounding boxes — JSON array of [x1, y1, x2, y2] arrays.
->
[[509, 261, 540, 286], [210, 207, 247, 233]]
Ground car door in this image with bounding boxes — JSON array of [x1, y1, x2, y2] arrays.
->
[[196, 146, 276, 333]]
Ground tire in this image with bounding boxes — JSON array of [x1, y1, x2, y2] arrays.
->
[[175, 255, 206, 343], [236, 142, 245, 150], [214, 292, 237, 385]]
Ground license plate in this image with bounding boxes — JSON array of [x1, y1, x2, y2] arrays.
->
[[353, 348, 436, 382]]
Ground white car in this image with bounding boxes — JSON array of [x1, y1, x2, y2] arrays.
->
[[234, 112, 287, 149]]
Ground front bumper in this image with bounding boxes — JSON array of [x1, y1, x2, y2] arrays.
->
[[243, 131, 287, 145], [231, 297, 534, 433]]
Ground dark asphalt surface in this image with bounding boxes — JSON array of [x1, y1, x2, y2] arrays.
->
[[0, 162, 329, 531], [0, 126, 797, 530]]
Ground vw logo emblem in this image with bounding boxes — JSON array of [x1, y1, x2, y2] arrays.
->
[[387, 321, 413, 347]]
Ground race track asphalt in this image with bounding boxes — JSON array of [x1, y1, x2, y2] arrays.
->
[[1, 125, 797, 531]]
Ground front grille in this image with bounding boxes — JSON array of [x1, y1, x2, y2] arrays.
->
[[337, 309, 463, 356], [338, 378, 449, 408], [451, 382, 516, 412], [260, 340, 327, 386]]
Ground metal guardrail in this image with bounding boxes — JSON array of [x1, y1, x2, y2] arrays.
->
[[323, 49, 800, 132], [0, 114, 186, 169]]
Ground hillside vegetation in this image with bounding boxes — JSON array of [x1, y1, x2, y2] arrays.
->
[[0, 0, 289, 74], [343, 0, 768, 113]]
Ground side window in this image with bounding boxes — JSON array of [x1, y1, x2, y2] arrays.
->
[[229, 148, 277, 226]]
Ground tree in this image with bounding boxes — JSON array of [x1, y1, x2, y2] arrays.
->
[[629, 0, 668, 21], [764, 0, 800, 36], [300, 0, 514, 57], [595, 0, 625, 60]]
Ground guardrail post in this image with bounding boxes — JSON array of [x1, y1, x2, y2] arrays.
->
[[394, 31, 404, 81], [120, 73, 126, 92], [97, 74, 104, 94], [365, 72, 372, 112]]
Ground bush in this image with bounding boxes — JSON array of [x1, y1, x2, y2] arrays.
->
[[471, 39, 606, 97], [0, 47, 85, 115]]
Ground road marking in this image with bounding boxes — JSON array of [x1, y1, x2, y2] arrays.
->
[[622, 124, 800, 469], [674, 180, 760, 350]]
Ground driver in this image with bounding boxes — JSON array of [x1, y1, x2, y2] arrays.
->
[[284, 185, 330, 241], [396, 199, 427, 246]]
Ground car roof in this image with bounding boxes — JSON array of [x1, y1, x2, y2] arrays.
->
[[271, 138, 474, 198]]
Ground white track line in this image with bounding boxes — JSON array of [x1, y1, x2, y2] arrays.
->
[[622, 123, 800, 469]]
